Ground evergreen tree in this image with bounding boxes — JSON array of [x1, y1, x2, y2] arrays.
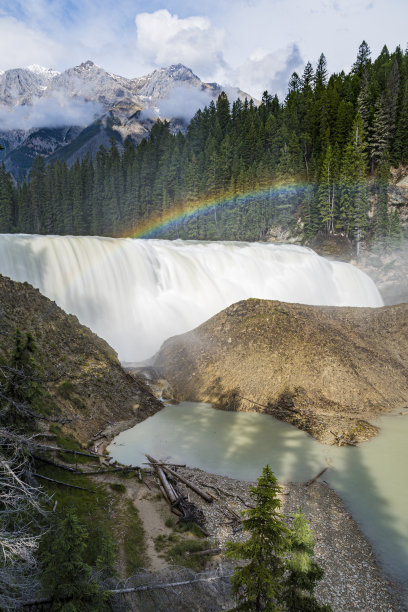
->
[[393, 80, 408, 164], [29, 155, 47, 233], [226, 465, 289, 611], [41, 510, 108, 611], [369, 94, 390, 170], [338, 114, 368, 251], [317, 144, 338, 235], [2, 330, 43, 427], [373, 159, 390, 241], [1, 44, 407, 246], [388, 208, 404, 246], [0, 163, 15, 231], [352, 41, 371, 76], [315, 53, 328, 90], [282, 511, 331, 611]]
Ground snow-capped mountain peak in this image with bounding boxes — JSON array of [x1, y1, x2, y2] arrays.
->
[[26, 64, 60, 79], [0, 60, 253, 180]]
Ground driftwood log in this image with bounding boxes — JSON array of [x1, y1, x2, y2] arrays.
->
[[306, 467, 329, 486], [146, 454, 206, 529], [238, 394, 298, 414], [160, 465, 213, 503], [146, 455, 179, 504], [142, 462, 186, 467]]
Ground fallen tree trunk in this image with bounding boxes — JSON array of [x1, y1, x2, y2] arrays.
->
[[146, 454, 179, 504], [187, 548, 221, 557], [142, 462, 186, 467], [110, 574, 230, 594], [306, 467, 329, 486], [83, 466, 138, 475], [160, 465, 213, 503], [35, 444, 100, 459], [238, 394, 298, 414], [0, 431, 100, 458], [33, 454, 82, 473], [22, 574, 232, 605], [32, 472, 96, 492]]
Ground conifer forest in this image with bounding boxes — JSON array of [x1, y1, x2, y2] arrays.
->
[[0, 42, 407, 246]]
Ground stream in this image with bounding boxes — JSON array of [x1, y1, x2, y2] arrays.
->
[[108, 402, 408, 593]]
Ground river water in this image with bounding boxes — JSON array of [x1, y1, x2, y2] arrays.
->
[[108, 402, 408, 592]]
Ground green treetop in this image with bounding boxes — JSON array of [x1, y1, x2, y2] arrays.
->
[[226, 465, 289, 611]]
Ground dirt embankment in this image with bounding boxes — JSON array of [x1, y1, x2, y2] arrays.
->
[[154, 298, 408, 444], [0, 274, 162, 442]]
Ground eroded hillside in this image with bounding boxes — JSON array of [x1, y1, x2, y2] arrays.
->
[[154, 298, 408, 444], [0, 274, 162, 441]]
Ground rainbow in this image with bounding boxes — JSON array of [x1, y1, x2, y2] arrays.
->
[[124, 181, 309, 239]]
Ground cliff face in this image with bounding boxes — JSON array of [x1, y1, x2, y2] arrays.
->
[[0, 275, 162, 442], [154, 298, 408, 444]]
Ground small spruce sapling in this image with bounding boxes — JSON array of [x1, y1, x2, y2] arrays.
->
[[282, 510, 332, 612]]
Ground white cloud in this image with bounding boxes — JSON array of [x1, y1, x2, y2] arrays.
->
[[1, 0, 408, 103], [135, 9, 227, 80], [142, 83, 215, 122], [0, 92, 102, 130], [0, 15, 61, 71], [230, 44, 304, 100]]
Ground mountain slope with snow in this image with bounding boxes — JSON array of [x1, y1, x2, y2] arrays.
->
[[0, 61, 251, 178]]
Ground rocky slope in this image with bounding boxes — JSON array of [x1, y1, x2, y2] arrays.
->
[[0, 274, 162, 442], [0, 61, 251, 179], [154, 298, 408, 444]]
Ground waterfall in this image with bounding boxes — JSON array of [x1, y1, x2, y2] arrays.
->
[[0, 235, 383, 362]]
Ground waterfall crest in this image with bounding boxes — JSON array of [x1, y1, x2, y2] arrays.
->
[[0, 235, 383, 361]]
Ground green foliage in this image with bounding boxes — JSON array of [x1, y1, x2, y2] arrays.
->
[[57, 380, 76, 399], [155, 532, 210, 571], [36, 463, 117, 570], [0, 43, 407, 247], [282, 511, 332, 611], [109, 482, 126, 493], [41, 510, 109, 611], [123, 500, 146, 575], [226, 468, 329, 611], [48, 424, 94, 464], [165, 539, 210, 571], [226, 465, 289, 611], [1, 329, 46, 427]]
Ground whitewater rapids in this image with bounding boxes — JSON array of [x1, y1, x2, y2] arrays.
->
[[0, 235, 383, 362]]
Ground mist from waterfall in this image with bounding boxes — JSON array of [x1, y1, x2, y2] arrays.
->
[[0, 235, 383, 362]]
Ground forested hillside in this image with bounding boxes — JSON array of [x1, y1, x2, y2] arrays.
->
[[0, 42, 407, 245]]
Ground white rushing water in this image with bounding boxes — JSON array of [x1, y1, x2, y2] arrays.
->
[[0, 235, 383, 361]]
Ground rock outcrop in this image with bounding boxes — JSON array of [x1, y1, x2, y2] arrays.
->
[[154, 298, 408, 444], [0, 275, 162, 442]]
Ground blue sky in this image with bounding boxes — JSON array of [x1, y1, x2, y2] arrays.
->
[[0, 0, 407, 98]]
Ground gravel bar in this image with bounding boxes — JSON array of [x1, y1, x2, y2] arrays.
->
[[172, 466, 406, 611]]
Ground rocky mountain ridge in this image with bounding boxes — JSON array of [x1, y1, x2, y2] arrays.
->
[[0, 61, 250, 179]]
